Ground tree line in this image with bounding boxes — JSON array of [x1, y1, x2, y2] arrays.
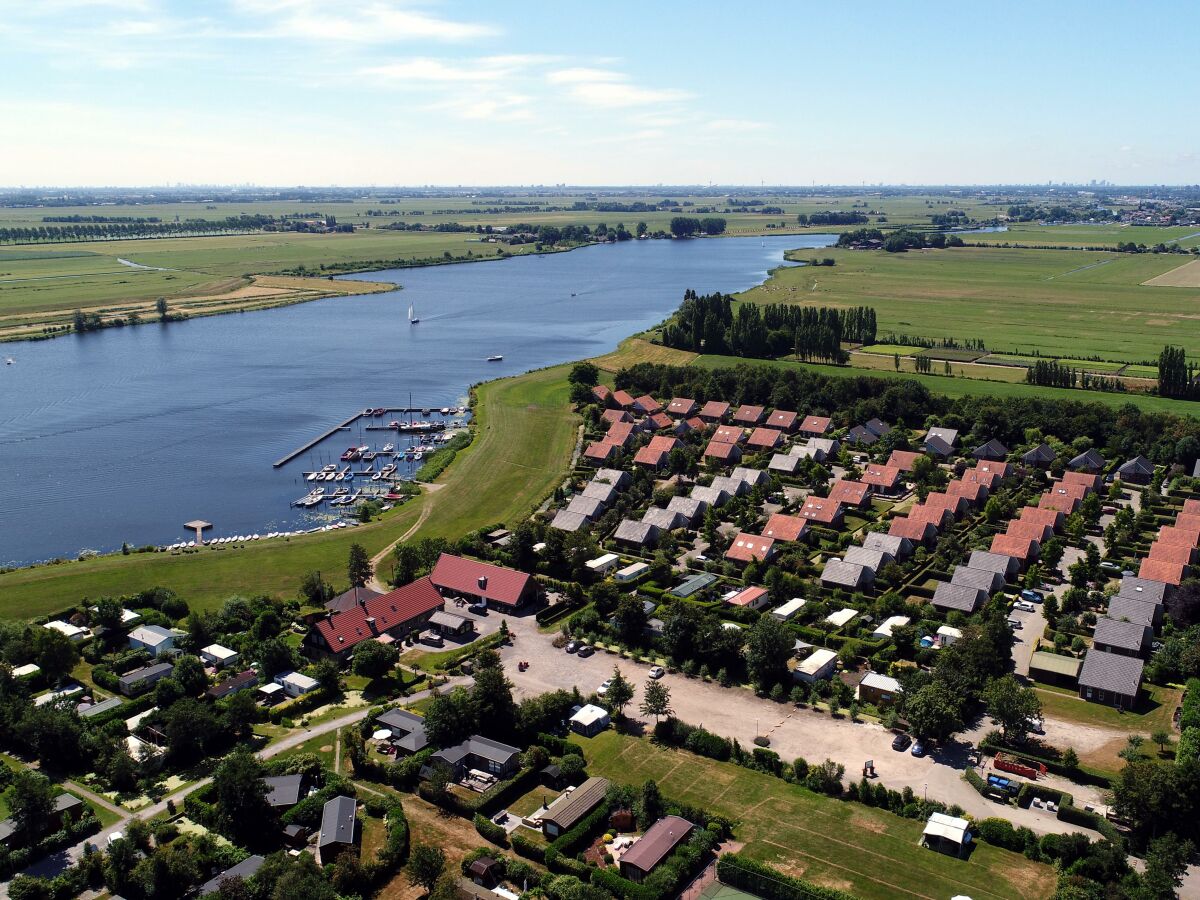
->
[[1158, 345, 1199, 400], [797, 211, 868, 226], [670, 216, 727, 237], [0, 214, 281, 244]]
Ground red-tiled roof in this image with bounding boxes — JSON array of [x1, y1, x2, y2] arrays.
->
[[1175, 513, 1200, 535], [647, 435, 680, 453], [684, 416, 705, 431], [606, 421, 637, 447], [799, 415, 832, 434], [647, 412, 673, 430], [733, 405, 765, 425], [1060, 470, 1100, 492], [612, 389, 635, 408], [313, 576, 444, 653], [975, 460, 1010, 479], [633, 446, 668, 468], [1184, 499, 1200, 517], [698, 400, 730, 420], [591, 385, 612, 404], [667, 398, 697, 416], [746, 427, 783, 449], [1156, 525, 1199, 548], [862, 464, 902, 489], [601, 409, 632, 425], [827, 480, 870, 507], [889, 516, 932, 541], [923, 491, 966, 516], [1006, 520, 1052, 543], [430, 553, 533, 606], [583, 441, 617, 461], [1148, 541, 1195, 565], [703, 439, 741, 462], [633, 394, 663, 415], [946, 480, 986, 502], [887, 450, 922, 472], [712, 425, 744, 444], [762, 513, 809, 542], [909, 504, 951, 530], [1019, 505, 1062, 529], [1139, 557, 1186, 586], [991, 533, 1039, 561], [1038, 491, 1079, 514], [766, 410, 798, 430], [726, 586, 768, 607], [800, 497, 843, 525], [725, 533, 775, 563]]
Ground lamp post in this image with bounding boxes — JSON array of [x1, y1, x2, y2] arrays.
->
[[924, 783, 928, 802]]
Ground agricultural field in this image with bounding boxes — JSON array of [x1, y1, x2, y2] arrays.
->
[[578, 730, 1056, 900], [965, 222, 1200, 249], [743, 245, 1199, 364], [856, 343, 926, 356], [0, 364, 576, 618]]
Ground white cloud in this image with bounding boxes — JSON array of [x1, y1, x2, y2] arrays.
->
[[364, 54, 554, 83], [565, 80, 690, 108], [428, 94, 535, 122], [546, 67, 623, 85], [233, 0, 497, 43], [704, 118, 767, 132]]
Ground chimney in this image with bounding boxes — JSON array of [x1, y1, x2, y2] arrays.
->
[[366, 616, 377, 635], [478, 575, 488, 591]]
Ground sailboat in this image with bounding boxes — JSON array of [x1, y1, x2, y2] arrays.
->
[[408, 302, 419, 325]]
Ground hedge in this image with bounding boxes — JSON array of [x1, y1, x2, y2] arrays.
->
[[537, 603, 582, 627], [1180, 679, 1200, 731], [544, 846, 590, 878], [537, 733, 585, 758], [1056, 804, 1122, 844], [590, 864, 657, 900], [963, 768, 991, 797], [474, 813, 510, 847], [1177, 726, 1200, 766], [511, 831, 545, 861], [716, 853, 856, 900], [267, 687, 333, 724], [549, 801, 611, 856], [1016, 782, 1073, 810]]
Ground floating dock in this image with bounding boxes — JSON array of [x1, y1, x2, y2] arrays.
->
[[272, 406, 467, 468]]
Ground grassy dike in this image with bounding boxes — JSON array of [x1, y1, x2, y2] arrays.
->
[[0, 365, 577, 619]]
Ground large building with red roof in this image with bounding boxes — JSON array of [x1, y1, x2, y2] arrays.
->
[[429, 553, 538, 610], [887, 450, 922, 472], [725, 533, 776, 564], [308, 576, 445, 661], [762, 513, 810, 543], [827, 480, 871, 508]]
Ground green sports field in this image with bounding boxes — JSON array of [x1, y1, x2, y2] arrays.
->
[[743, 245, 1199, 364], [577, 730, 1056, 900]]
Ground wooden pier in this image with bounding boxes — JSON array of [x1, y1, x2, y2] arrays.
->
[[272, 406, 465, 468]]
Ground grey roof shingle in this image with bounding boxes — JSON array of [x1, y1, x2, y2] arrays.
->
[[1068, 448, 1106, 471], [863, 532, 912, 558], [931, 582, 987, 613], [1117, 456, 1154, 478], [951, 565, 1004, 594], [1078, 648, 1144, 697], [842, 546, 890, 572], [199, 855, 266, 896], [1023, 443, 1056, 466], [972, 439, 1009, 460], [666, 495, 704, 523], [1118, 576, 1168, 605], [318, 796, 357, 849], [642, 507, 685, 530], [566, 496, 606, 519], [263, 774, 304, 808], [967, 550, 1019, 578], [614, 519, 659, 546], [1093, 617, 1150, 653], [549, 510, 589, 533], [376, 708, 429, 752], [1106, 595, 1158, 628], [821, 559, 872, 588]]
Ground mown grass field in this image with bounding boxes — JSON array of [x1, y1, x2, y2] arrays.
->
[[967, 223, 1200, 249], [576, 731, 1056, 900], [0, 365, 576, 619], [742, 246, 1198, 363]]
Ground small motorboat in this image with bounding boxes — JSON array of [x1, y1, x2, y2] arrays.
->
[[381, 443, 394, 454], [487, 355, 503, 362], [440, 407, 450, 414]]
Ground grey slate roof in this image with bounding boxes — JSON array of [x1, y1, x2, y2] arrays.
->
[[79, 696, 124, 718], [709, 475, 748, 497], [581, 482, 620, 503], [1078, 648, 1144, 697], [119, 662, 173, 687], [614, 519, 659, 546], [1068, 448, 1106, 471], [923, 435, 954, 457], [821, 559, 872, 589], [1023, 443, 1056, 466], [1117, 456, 1154, 479], [967, 550, 1019, 579], [376, 708, 429, 752], [972, 439, 1009, 460], [689, 485, 729, 507], [1118, 576, 1169, 605], [931, 582, 987, 613], [566, 496, 606, 519], [769, 452, 802, 473], [592, 468, 631, 490], [807, 438, 840, 457], [541, 776, 610, 831], [1106, 595, 1158, 628], [845, 425, 877, 446], [318, 795, 358, 849], [642, 507, 685, 530], [863, 532, 912, 559], [926, 426, 959, 446], [434, 735, 521, 767], [666, 495, 705, 523], [549, 510, 589, 533], [865, 418, 891, 437], [1093, 617, 1150, 653], [951, 565, 1005, 594], [263, 774, 305, 808], [842, 546, 891, 572], [199, 855, 265, 895], [732, 466, 770, 487]]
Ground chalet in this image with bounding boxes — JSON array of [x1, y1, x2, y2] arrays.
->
[[1022, 443, 1056, 467], [666, 495, 705, 526], [620, 817, 695, 884], [698, 400, 730, 422], [771, 598, 807, 621], [703, 439, 742, 465], [308, 576, 444, 661], [800, 497, 844, 528], [275, 671, 319, 697], [795, 648, 838, 683], [128, 625, 179, 658], [206, 669, 257, 700], [821, 559, 873, 590], [612, 390, 635, 410], [263, 774, 306, 809], [972, 439, 1008, 461], [799, 415, 832, 436], [1117, 456, 1155, 485], [375, 709, 429, 753], [990, 533, 1039, 567], [1029, 651, 1082, 687], [632, 395, 662, 415], [428, 736, 521, 780], [614, 519, 660, 548], [317, 796, 359, 864], [888, 516, 937, 545], [615, 562, 649, 583], [583, 441, 618, 464], [870, 615, 910, 639], [199, 855, 266, 897], [200, 644, 239, 669], [541, 777, 611, 838], [79, 697, 124, 719], [766, 409, 799, 431], [746, 427, 783, 451], [857, 672, 902, 706], [1068, 448, 1106, 473], [1078, 649, 1143, 709], [862, 464, 903, 496], [1092, 617, 1151, 658], [1138, 557, 1187, 586], [671, 572, 717, 599], [118, 662, 174, 696], [733, 404, 765, 426], [863, 532, 913, 559], [932, 582, 987, 614], [843, 546, 892, 573], [887, 450, 923, 472], [667, 398, 697, 417], [936, 625, 963, 647], [827, 479, 871, 508], [725, 533, 776, 564], [601, 408, 633, 426], [762, 513, 809, 543], [725, 586, 770, 610], [950, 565, 1004, 595], [430, 554, 538, 610]]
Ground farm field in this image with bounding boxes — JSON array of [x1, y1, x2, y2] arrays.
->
[[577, 730, 1056, 900], [592, 336, 698, 372], [0, 364, 576, 618], [966, 222, 1200, 249], [741, 245, 1199, 363], [1143, 258, 1200, 287]]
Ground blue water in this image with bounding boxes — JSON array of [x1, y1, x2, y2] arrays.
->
[[0, 234, 834, 566]]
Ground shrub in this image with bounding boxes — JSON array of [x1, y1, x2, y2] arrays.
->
[[976, 817, 1022, 851], [474, 813, 510, 847], [717, 853, 856, 900], [511, 831, 545, 862]]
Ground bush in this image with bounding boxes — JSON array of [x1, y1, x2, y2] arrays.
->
[[511, 831, 545, 862], [474, 813, 510, 847], [1177, 726, 1200, 766], [976, 817, 1022, 851], [963, 769, 990, 797]]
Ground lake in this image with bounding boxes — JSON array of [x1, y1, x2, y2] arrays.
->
[[0, 234, 834, 566]]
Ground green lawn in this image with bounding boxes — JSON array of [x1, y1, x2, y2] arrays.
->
[[0, 365, 577, 618], [575, 731, 1056, 900], [742, 245, 1196, 364], [858, 343, 926, 355], [1034, 682, 1180, 733]]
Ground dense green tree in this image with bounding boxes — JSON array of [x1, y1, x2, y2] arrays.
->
[[902, 680, 963, 740], [173, 655, 209, 696], [407, 844, 446, 893], [352, 640, 400, 680], [640, 680, 672, 722], [603, 666, 634, 717], [347, 543, 373, 587], [212, 751, 275, 847], [745, 616, 793, 690], [423, 687, 476, 746], [9, 770, 55, 843], [984, 675, 1042, 741]]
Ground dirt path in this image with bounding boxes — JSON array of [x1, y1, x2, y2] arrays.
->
[[366, 486, 442, 591]]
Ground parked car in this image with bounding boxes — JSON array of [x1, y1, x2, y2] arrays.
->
[[891, 733, 912, 751], [1020, 589, 1043, 603], [597, 679, 613, 697], [108, 832, 124, 846], [1007, 618, 1022, 630], [1100, 561, 1121, 572], [565, 641, 581, 654], [468, 601, 488, 614], [648, 665, 665, 679], [911, 740, 927, 757], [1014, 600, 1036, 613], [576, 645, 595, 658], [1027, 717, 1045, 734]]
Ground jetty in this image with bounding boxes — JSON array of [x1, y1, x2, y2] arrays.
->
[[273, 406, 467, 468]]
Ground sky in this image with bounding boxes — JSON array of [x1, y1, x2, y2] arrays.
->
[[2, 0, 1198, 187]]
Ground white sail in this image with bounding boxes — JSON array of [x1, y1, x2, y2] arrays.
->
[[408, 302, 418, 323]]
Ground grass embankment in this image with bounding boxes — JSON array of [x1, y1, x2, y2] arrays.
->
[[577, 730, 1055, 900], [739, 246, 1197, 364], [0, 365, 577, 619]]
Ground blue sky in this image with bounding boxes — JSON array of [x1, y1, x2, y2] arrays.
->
[[2, 0, 1197, 186]]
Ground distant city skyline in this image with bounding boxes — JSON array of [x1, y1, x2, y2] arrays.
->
[[3, 0, 1198, 186]]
